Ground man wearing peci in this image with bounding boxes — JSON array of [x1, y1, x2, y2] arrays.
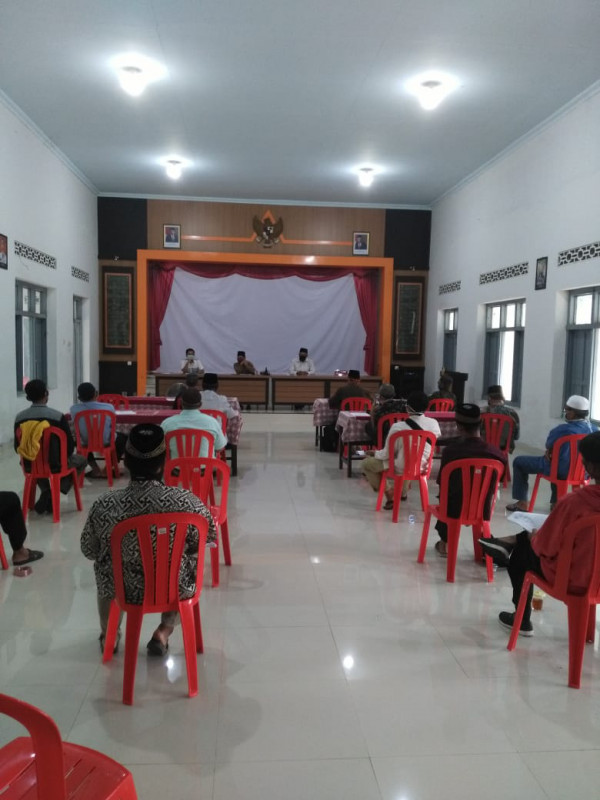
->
[[289, 347, 315, 376], [161, 387, 227, 458], [233, 350, 256, 375]]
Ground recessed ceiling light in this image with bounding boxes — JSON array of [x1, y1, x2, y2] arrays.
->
[[405, 71, 459, 110], [112, 53, 166, 97], [161, 155, 190, 179], [358, 167, 375, 187]]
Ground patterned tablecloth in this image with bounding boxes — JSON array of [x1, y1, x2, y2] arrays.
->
[[128, 396, 242, 414], [114, 408, 243, 446], [312, 397, 338, 427], [335, 410, 371, 443]]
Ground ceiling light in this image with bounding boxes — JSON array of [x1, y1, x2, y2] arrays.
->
[[358, 167, 374, 187], [406, 71, 459, 110], [165, 159, 183, 179], [112, 53, 166, 97]]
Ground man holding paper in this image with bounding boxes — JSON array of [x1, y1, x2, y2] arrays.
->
[[481, 431, 600, 636]]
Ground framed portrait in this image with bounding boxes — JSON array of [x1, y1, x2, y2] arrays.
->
[[535, 256, 547, 290], [163, 224, 181, 249], [0, 233, 7, 269], [352, 231, 369, 255]]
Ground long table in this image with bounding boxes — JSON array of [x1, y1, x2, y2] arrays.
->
[[271, 375, 382, 410], [334, 410, 460, 478], [153, 374, 269, 408]]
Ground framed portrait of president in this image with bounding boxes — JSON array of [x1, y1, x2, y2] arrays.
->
[[163, 224, 181, 249]]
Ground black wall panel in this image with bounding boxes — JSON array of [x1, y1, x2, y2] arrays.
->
[[384, 209, 431, 271], [98, 198, 148, 260]]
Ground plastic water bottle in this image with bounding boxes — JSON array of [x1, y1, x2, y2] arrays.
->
[[408, 514, 415, 524]]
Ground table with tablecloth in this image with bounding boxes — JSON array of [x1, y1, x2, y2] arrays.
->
[[334, 410, 459, 478], [311, 398, 338, 448]]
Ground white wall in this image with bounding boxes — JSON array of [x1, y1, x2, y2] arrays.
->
[[0, 97, 98, 444], [426, 87, 600, 446]]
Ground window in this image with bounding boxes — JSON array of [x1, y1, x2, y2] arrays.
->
[[443, 308, 458, 371], [565, 287, 600, 421], [483, 300, 525, 404], [16, 281, 47, 391], [73, 296, 84, 402]]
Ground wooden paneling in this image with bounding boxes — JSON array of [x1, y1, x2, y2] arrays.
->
[[147, 200, 385, 258]]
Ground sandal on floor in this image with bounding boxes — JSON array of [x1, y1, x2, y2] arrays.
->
[[13, 549, 44, 566], [146, 637, 169, 656], [383, 500, 394, 510], [434, 540, 448, 558], [505, 502, 526, 512], [99, 633, 120, 655]]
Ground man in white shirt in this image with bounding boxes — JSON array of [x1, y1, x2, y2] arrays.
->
[[289, 347, 315, 375], [161, 388, 227, 458], [201, 373, 236, 420], [361, 390, 441, 509], [180, 347, 204, 375]]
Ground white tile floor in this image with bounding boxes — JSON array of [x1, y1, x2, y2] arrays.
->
[[1, 414, 600, 799]]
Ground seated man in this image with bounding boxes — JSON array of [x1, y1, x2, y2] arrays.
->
[[201, 373, 236, 420], [506, 394, 597, 512], [180, 347, 204, 375], [361, 391, 441, 508], [428, 374, 456, 404], [0, 490, 44, 566], [233, 350, 256, 374], [480, 431, 600, 637], [328, 369, 371, 410], [289, 347, 315, 376], [482, 384, 520, 452], [81, 424, 216, 654], [434, 403, 507, 557], [364, 383, 407, 443], [14, 379, 86, 514], [161, 387, 227, 458], [70, 382, 128, 477]]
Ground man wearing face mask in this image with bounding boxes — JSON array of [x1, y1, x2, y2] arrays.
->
[[180, 347, 204, 375], [289, 347, 315, 376]]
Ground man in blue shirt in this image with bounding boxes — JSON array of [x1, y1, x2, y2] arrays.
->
[[70, 383, 127, 478], [161, 387, 227, 458], [506, 395, 597, 512]]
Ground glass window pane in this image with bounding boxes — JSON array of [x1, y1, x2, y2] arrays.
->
[[505, 303, 516, 328], [499, 331, 515, 400], [490, 306, 501, 329], [520, 303, 526, 327], [574, 294, 593, 325], [591, 330, 600, 421], [22, 287, 29, 312], [34, 291, 41, 314]]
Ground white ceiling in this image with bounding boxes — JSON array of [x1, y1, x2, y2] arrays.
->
[[1, 0, 600, 207]]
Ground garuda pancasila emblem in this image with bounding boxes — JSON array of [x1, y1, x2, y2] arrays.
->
[[252, 215, 284, 248]]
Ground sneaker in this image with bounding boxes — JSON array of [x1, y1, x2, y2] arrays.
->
[[478, 537, 512, 567], [498, 611, 533, 637]]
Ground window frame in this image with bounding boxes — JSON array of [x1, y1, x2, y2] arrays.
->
[[442, 308, 458, 371], [565, 287, 600, 421], [482, 299, 526, 405], [15, 281, 47, 392]]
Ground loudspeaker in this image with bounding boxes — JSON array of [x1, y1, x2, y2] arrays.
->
[[98, 197, 148, 260], [384, 210, 431, 270], [390, 364, 425, 398]]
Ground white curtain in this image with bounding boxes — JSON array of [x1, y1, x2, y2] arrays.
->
[[158, 270, 367, 374]]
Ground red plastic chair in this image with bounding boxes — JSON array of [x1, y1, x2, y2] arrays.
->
[[481, 412, 515, 487], [528, 434, 589, 511], [164, 457, 231, 587], [165, 428, 215, 460], [417, 458, 504, 582], [0, 535, 7, 570], [341, 397, 373, 413], [102, 512, 209, 705], [73, 409, 120, 487], [376, 429, 437, 522], [0, 692, 138, 799], [19, 426, 83, 524], [426, 398, 455, 412], [97, 394, 130, 410], [375, 412, 409, 450], [200, 409, 229, 469], [507, 514, 600, 688]]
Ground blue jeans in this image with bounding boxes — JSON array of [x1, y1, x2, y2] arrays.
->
[[512, 455, 557, 503]]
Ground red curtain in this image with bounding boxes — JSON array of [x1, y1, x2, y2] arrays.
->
[[148, 261, 379, 372]]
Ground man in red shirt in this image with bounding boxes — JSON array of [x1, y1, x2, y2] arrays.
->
[[481, 431, 600, 636]]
